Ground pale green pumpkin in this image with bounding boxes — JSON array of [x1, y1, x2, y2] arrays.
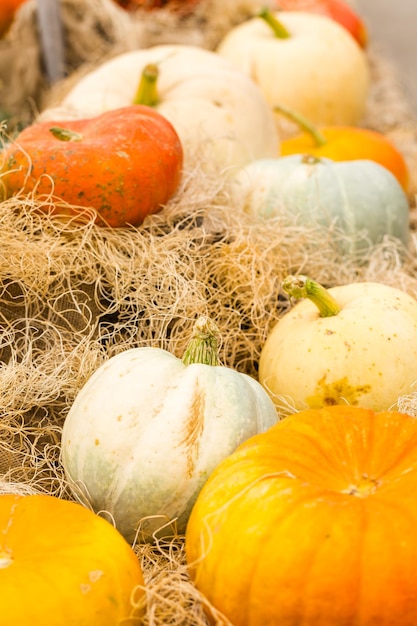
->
[[61, 318, 278, 543], [232, 154, 410, 256]]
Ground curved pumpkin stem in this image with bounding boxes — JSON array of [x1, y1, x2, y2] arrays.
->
[[274, 104, 328, 147], [282, 275, 341, 317], [49, 127, 83, 142], [182, 316, 221, 367], [133, 63, 159, 107], [258, 7, 291, 39]]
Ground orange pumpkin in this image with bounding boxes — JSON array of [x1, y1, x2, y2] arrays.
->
[[186, 405, 417, 626], [114, 0, 200, 13], [0, 0, 27, 37], [274, 0, 368, 47], [0, 493, 145, 625], [0, 105, 183, 227], [277, 105, 409, 191]]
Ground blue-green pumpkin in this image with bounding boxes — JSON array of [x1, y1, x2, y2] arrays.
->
[[233, 154, 410, 257]]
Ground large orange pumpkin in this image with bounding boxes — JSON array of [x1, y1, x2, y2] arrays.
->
[[0, 105, 183, 227], [0, 493, 145, 624], [186, 405, 417, 626]]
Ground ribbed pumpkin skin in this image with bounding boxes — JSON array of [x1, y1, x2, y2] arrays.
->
[[186, 406, 417, 626], [0, 494, 145, 625], [61, 346, 278, 543]]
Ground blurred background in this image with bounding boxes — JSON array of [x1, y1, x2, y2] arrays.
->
[[357, 0, 417, 113]]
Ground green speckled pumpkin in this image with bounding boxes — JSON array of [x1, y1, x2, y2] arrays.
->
[[0, 105, 183, 227]]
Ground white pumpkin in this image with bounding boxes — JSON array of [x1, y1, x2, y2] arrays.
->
[[216, 10, 370, 131], [61, 317, 278, 543], [231, 154, 410, 257], [259, 276, 417, 414], [39, 44, 280, 174]]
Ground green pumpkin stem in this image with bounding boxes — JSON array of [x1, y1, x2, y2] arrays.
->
[[133, 64, 159, 107], [49, 127, 83, 142], [182, 316, 221, 366], [274, 104, 327, 147], [258, 7, 291, 39], [282, 275, 341, 317]]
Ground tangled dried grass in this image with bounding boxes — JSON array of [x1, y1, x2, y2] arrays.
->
[[1, 0, 417, 623]]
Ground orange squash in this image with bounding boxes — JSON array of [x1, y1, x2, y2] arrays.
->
[[216, 9, 370, 128], [274, 0, 368, 47], [0, 105, 183, 227], [0, 0, 27, 37], [114, 0, 199, 13], [186, 405, 417, 626], [0, 493, 145, 625], [277, 105, 409, 191]]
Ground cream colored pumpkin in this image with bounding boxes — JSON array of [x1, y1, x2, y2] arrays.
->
[[61, 318, 278, 543], [258, 276, 417, 414], [216, 11, 370, 132], [39, 44, 280, 174]]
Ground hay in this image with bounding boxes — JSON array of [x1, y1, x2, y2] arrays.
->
[[1, 0, 417, 623], [133, 537, 233, 626]]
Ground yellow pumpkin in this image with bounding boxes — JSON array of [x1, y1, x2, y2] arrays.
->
[[0, 493, 145, 625], [186, 405, 417, 626]]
